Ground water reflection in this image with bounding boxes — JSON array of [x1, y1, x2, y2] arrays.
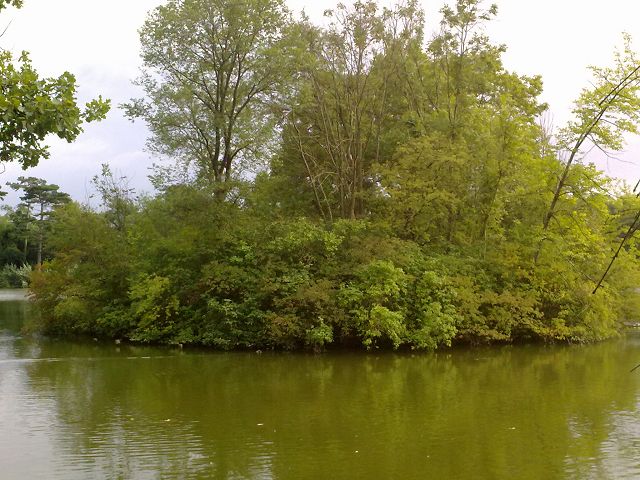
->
[[1, 291, 640, 479]]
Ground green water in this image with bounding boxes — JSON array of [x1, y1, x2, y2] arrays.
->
[[2, 291, 640, 479]]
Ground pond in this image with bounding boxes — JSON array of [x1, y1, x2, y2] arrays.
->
[[1, 289, 640, 479]]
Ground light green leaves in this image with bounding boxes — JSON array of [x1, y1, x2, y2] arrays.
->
[[0, 51, 109, 169], [125, 0, 292, 187]]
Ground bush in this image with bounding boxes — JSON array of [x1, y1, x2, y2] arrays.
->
[[0, 264, 31, 288]]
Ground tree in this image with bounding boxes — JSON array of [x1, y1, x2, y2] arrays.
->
[[8, 177, 70, 267], [0, 1, 109, 176], [0, 207, 25, 265], [28, 0, 640, 349], [283, 1, 423, 220], [378, 0, 546, 249], [538, 36, 640, 262], [124, 0, 293, 191], [92, 164, 137, 232], [6, 203, 33, 261]]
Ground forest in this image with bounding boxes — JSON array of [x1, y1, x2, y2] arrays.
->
[[8, 0, 640, 350]]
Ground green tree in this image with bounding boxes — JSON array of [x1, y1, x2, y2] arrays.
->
[[0, 209, 24, 265], [0, 1, 22, 8], [124, 0, 293, 190], [379, 0, 545, 250], [28, 0, 640, 350], [6, 203, 33, 261], [0, 50, 109, 171], [538, 35, 640, 262], [91, 164, 137, 232], [8, 177, 70, 267], [282, 1, 422, 220]]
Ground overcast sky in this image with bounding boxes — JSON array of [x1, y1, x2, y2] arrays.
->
[[1, 0, 639, 205]]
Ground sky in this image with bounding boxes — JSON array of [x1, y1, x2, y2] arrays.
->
[[1, 0, 640, 205]]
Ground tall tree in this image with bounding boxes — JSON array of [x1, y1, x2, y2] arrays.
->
[[283, 0, 423, 220], [378, 0, 546, 249], [537, 36, 640, 262], [8, 177, 70, 267], [124, 0, 293, 191], [6, 203, 32, 261]]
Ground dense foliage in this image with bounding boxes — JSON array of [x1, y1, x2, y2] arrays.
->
[[28, 0, 640, 350]]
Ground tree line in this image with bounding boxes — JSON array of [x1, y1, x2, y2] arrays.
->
[[23, 0, 640, 350]]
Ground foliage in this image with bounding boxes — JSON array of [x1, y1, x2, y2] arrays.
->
[[0, 0, 109, 274], [8, 177, 71, 266], [124, 0, 294, 189], [27, 0, 640, 351], [0, 50, 109, 174], [0, 263, 30, 288], [0, 1, 109, 176], [0, 1, 22, 10], [91, 164, 137, 232]]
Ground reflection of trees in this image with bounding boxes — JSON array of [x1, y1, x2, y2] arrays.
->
[[16, 334, 640, 479], [22, 346, 216, 479], [0, 299, 31, 335]]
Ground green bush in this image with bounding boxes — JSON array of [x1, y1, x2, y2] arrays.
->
[[0, 264, 31, 288]]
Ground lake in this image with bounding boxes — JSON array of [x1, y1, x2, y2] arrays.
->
[[1, 289, 640, 479]]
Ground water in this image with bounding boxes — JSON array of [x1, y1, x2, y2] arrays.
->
[[2, 290, 640, 479]]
